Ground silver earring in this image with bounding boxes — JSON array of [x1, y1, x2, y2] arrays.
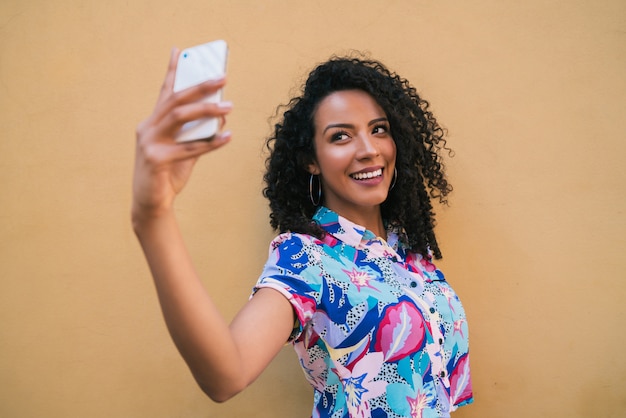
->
[[389, 167, 398, 191], [309, 174, 321, 206]]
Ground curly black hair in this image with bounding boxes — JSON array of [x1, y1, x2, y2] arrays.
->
[[263, 55, 452, 259]]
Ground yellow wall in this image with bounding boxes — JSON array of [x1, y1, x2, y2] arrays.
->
[[1, 1, 624, 416]]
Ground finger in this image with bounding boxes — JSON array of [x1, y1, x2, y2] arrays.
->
[[167, 130, 233, 162], [156, 47, 180, 106], [152, 77, 228, 127], [171, 77, 227, 108], [159, 101, 233, 138]]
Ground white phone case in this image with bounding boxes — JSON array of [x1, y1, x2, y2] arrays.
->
[[173, 40, 228, 142]]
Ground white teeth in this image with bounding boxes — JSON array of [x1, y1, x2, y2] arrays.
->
[[351, 169, 382, 180]]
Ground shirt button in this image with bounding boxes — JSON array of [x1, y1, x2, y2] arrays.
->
[[440, 371, 446, 377], [438, 338, 443, 345], [410, 281, 417, 288]]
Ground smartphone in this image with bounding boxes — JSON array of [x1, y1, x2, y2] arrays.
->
[[173, 40, 228, 142]]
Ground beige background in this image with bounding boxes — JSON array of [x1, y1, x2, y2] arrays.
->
[[1, 1, 625, 417]]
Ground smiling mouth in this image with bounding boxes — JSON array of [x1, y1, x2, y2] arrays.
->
[[350, 168, 383, 180]]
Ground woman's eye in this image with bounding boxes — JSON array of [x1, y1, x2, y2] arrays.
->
[[331, 131, 349, 142], [372, 125, 389, 135]]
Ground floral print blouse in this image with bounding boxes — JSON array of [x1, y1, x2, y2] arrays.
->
[[254, 207, 473, 417]]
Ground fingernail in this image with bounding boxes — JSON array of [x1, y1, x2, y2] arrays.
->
[[216, 130, 232, 141], [217, 101, 233, 109]]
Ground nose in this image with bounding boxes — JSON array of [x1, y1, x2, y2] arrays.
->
[[355, 134, 379, 159]]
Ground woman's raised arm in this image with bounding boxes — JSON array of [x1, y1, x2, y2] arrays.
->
[[132, 49, 294, 402]]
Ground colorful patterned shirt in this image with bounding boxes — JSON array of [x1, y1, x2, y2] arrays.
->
[[254, 207, 473, 417]]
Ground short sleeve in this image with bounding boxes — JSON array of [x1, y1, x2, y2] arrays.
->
[[252, 233, 322, 342]]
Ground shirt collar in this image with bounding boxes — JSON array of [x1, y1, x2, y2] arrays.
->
[[313, 206, 404, 252]]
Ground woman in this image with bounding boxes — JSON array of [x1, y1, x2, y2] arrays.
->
[[133, 49, 473, 417]]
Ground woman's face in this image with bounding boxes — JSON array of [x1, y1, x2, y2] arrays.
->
[[309, 89, 396, 221]]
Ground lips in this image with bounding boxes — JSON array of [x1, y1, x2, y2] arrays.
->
[[350, 168, 383, 180]]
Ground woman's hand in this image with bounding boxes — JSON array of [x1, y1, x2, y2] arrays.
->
[[132, 48, 233, 224]]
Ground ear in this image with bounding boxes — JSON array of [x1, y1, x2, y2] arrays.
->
[[307, 161, 321, 175]]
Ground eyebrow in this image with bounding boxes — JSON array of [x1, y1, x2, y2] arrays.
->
[[322, 117, 389, 134]]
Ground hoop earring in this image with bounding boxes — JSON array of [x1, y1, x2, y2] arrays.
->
[[389, 167, 398, 191], [309, 174, 322, 206]]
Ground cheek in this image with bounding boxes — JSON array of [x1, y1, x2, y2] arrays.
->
[[317, 147, 352, 171], [385, 139, 397, 162]]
